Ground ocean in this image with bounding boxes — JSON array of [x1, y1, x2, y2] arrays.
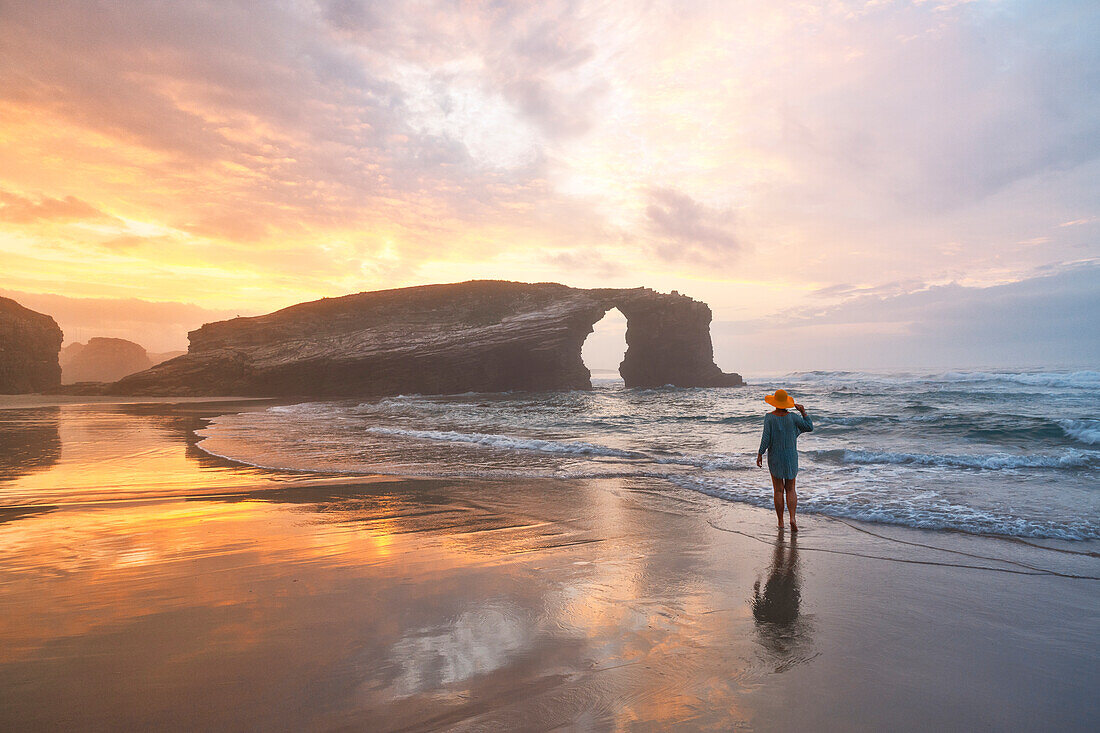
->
[[195, 370, 1100, 541]]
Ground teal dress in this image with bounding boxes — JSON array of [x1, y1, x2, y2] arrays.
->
[[758, 411, 813, 480]]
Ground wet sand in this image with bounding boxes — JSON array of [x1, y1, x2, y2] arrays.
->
[[1, 400, 1097, 731]]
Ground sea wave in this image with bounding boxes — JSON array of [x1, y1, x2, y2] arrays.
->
[[814, 413, 1094, 447], [778, 369, 1100, 390], [809, 448, 1095, 470], [365, 426, 753, 470], [931, 370, 1100, 389], [1058, 419, 1100, 446]]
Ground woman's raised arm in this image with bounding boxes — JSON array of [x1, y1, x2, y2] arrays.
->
[[792, 404, 813, 433]]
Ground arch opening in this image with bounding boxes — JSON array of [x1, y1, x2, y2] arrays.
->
[[581, 307, 628, 384]]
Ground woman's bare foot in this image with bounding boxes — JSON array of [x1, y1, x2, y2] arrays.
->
[[777, 522, 784, 530], [790, 523, 798, 533]]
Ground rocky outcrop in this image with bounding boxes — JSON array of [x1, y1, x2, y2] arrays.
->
[[0, 297, 63, 394], [110, 281, 742, 397], [60, 337, 154, 384]]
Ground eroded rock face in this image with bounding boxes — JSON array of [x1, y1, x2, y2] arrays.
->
[[61, 337, 154, 384], [110, 281, 742, 396], [0, 297, 63, 394]]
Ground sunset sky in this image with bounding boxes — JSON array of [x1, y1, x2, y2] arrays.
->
[[1, 0, 1097, 372]]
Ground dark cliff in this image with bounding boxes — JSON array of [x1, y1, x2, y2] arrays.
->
[[0, 297, 63, 394], [61, 337, 154, 384], [110, 281, 742, 397]]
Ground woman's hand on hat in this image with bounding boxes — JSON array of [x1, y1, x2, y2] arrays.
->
[[794, 403, 806, 413]]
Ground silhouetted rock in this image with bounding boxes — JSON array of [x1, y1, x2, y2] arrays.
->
[[0, 297, 63, 394], [61, 337, 153, 384], [110, 281, 743, 397]]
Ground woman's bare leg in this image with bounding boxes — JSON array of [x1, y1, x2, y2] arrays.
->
[[770, 473, 786, 528], [784, 478, 798, 531]]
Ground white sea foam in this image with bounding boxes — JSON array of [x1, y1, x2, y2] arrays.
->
[[268, 402, 335, 415], [651, 453, 750, 470], [665, 474, 1100, 541], [366, 426, 759, 470], [1058, 419, 1100, 446], [366, 427, 646, 458]]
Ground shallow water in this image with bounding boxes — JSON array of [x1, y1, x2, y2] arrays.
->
[[194, 370, 1100, 540]]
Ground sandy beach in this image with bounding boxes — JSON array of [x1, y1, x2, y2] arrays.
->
[[1, 399, 1097, 731]]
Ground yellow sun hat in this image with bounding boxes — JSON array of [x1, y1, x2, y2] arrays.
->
[[764, 389, 796, 409]]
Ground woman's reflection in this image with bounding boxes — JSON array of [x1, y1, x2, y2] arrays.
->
[[751, 531, 814, 672]]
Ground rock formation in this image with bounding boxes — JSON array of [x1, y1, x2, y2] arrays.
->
[[0, 297, 63, 394], [60, 337, 154, 384], [110, 281, 742, 396]]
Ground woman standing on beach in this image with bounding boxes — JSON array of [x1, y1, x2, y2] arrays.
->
[[756, 389, 813, 531]]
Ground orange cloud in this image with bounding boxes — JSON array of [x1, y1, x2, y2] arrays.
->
[[0, 190, 107, 224]]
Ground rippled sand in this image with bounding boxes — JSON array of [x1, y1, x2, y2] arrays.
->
[[0, 400, 1097, 731]]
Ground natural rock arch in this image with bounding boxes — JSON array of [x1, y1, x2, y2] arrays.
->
[[110, 281, 743, 396]]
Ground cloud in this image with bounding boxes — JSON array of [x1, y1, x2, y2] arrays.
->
[[750, 1, 1100, 213], [543, 249, 624, 279], [810, 284, 860, 299], [716, 261, 1100, 371], [0, 190, 107, 224], [645, 188, 740, 263], [1060, 217, 1099, 228], [0, 2, 554, 229]]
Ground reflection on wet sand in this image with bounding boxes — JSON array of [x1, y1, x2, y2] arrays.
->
[[0, 475, 761, 730], [0, 408, 60, 481], [751, 533, 815, 673], [0, 401, 298, 508]]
